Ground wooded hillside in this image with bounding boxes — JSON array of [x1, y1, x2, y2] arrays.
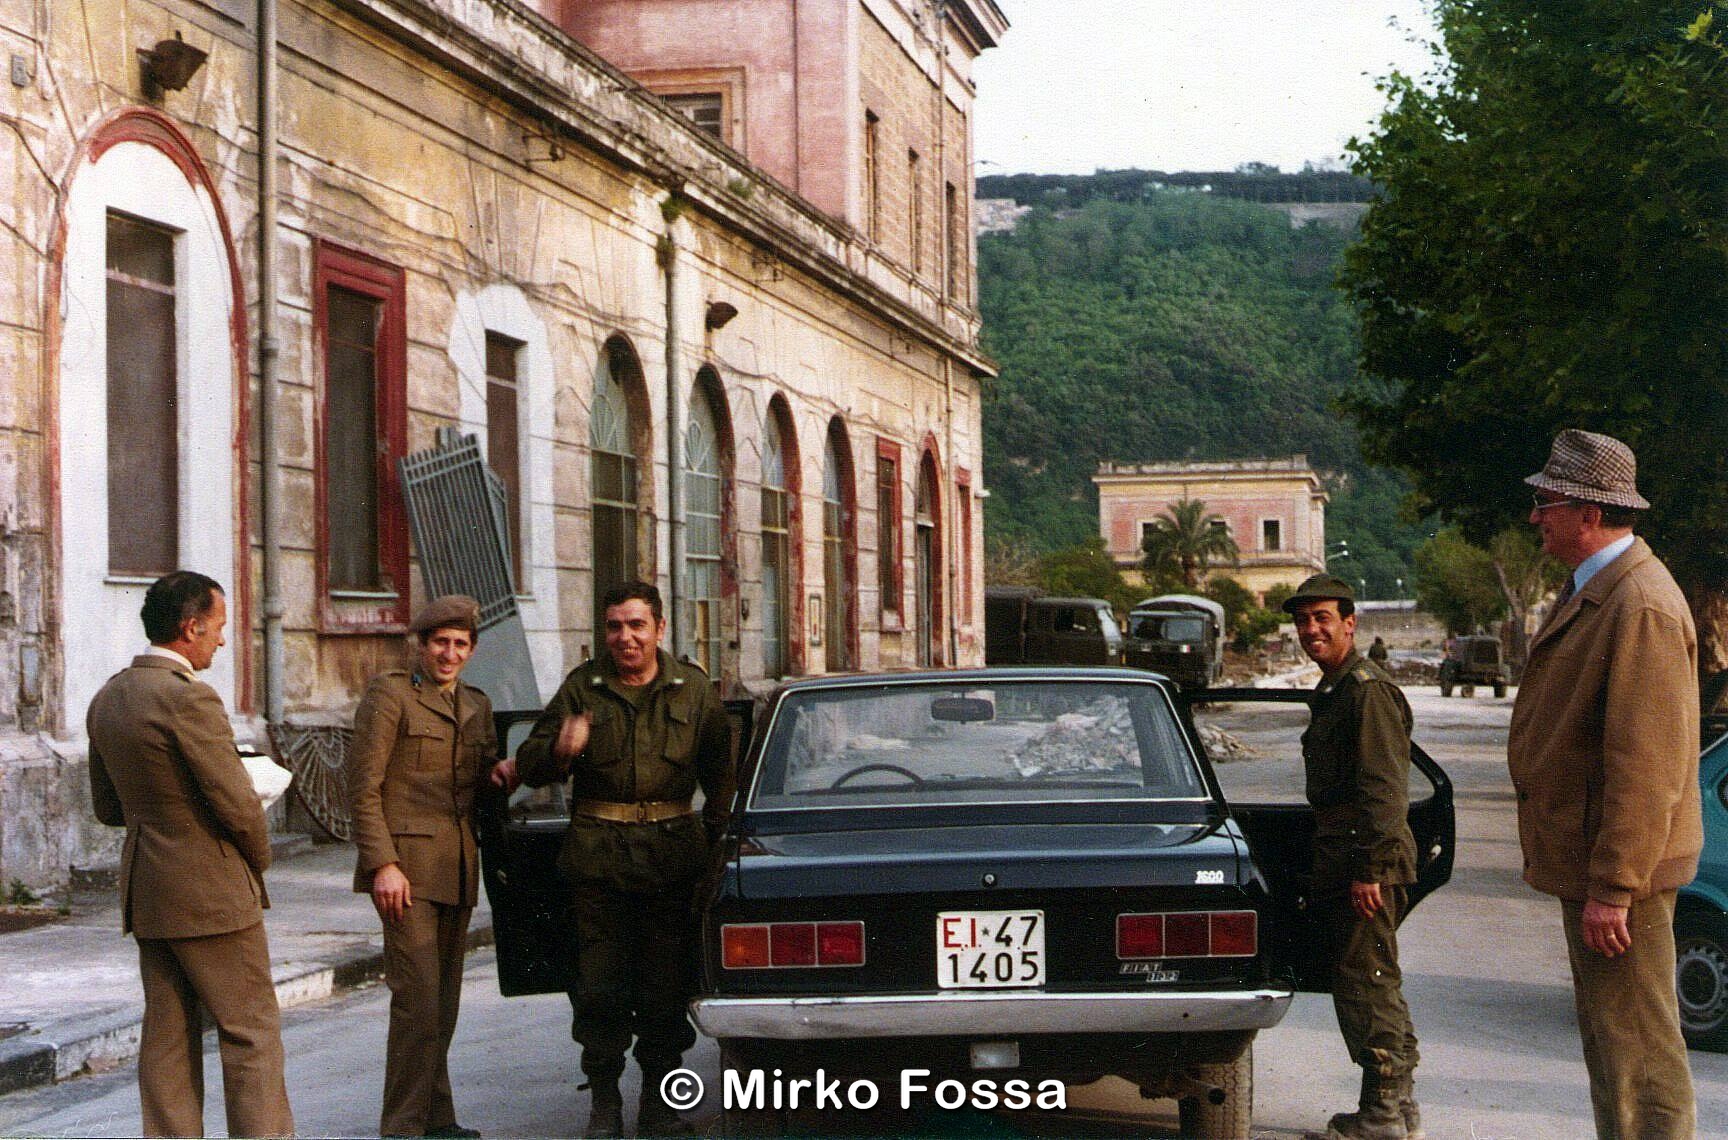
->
[[975, 186, 1423, 596]]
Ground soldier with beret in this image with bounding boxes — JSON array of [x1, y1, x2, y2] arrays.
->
[[349, 595, 511, 1138], [1510, 430, 1699, 1139], [496, 580, 733, 1138], [1284, 574, 1421, 1140]]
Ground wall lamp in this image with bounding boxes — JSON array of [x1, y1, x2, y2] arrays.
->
[[139, 33, 207, 99], [705, 301, 739, 331]]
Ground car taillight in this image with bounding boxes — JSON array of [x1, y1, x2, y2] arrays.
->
[[1116, 911, 1257, 959], [817, 920, 866, 965], [721, 924, 770, 968], [1117, 913, 1164, 958], [721, 921, 866, 968]]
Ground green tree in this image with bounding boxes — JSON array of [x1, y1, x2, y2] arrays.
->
[[1036, 538, 1139, 616], [1488, 527, 1567, 671], [1341, 0, 1728, 667], [1203, 576, 1257, 631], [1413, 529, 1507, 636], [1142, 499, 1240, 588], [1205, 575, 1283, 651], [1232, 607, 1285, 653], [985, 533, 1039, 588]]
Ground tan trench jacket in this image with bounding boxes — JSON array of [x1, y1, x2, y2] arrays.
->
[[348, 670, 496, 907], [87, 655, 272, 939], [1508, 537, 1702, 906]]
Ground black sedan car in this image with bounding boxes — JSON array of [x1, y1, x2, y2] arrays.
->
[[479, 668, 1454, 1138]]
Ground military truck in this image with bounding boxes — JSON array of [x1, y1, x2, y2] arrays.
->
[[1124, 594, 1227, 690], [984, 587, 1123, 667]]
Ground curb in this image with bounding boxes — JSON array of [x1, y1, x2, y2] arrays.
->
[[0, 921, 493, 1095]]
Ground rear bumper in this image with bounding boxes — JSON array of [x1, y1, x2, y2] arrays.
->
[[690, 987, 1292, 1040]]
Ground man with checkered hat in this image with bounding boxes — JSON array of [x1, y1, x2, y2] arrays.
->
[[1509, 429, 1701, 1139], [1284, 573, 1422, 1139]]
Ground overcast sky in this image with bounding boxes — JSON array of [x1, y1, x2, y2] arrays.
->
[[972, 1, 1441, 176]]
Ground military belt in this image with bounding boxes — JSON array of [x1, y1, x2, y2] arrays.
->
[[573, 798, 694, 824]]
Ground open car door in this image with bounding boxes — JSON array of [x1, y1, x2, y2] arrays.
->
[[1179, 687, 1454, 992], [477, 699, 757, 996]]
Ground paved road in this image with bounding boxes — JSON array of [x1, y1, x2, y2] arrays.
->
[[3, 687, 1724, 1137]]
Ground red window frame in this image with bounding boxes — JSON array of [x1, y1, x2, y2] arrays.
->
[[313, 239, 409, 633], [876, 437, 904, 628]]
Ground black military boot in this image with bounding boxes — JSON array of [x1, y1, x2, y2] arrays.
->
[[635, 1069, 691, 1136], [1307, 1070, 1408, 1140], [583, 1078, 624, 1140]]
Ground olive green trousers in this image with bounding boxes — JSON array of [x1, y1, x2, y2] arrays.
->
[[1322, 887, 1419, 1082]]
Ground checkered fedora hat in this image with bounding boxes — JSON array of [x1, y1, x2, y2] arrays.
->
[[1524, 429, 1650, 509]]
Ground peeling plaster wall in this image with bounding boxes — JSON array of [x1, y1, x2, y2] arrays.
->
[[0, 0, 993, 891]]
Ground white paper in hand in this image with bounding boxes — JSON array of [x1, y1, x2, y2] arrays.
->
[[240, 750, 293, 811]]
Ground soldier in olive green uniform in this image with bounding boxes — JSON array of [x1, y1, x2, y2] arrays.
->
[[502, 582, 732, 1138], [1285, 575, 1421, 1140]]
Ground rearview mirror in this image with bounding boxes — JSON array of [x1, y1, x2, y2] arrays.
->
[[931, 696, 995, 723]]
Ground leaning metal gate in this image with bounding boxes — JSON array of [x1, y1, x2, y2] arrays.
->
[[269, 428, 540, 840]]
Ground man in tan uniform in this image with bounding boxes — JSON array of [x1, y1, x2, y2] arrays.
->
[[1510, 430, 1700, 1139], [87, 570, 294, 1138], [350, 596, 506, 1138], [1286, 574, 1420, 1140]]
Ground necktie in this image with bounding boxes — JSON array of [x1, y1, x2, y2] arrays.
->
[[1557, 575, 1575, 606]]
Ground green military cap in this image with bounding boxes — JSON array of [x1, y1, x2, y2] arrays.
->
[[1282, 573, 1356, 613], [409, 594, 481, 636]]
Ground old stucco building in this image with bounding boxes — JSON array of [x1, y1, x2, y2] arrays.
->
[[1094, 456, 1328, 601], [0, 0, 1006, 890]]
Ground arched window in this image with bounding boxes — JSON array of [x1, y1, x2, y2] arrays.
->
[[683, 386, 723, 676], [761, 408, 792, 678], [823, 422, 857, 672], [591, 342, 639, 634], [915, 450, 943, 667], [56, 111, 249, 718]]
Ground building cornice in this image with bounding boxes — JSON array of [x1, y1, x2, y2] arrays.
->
[[1094, 455, 1326, 496]]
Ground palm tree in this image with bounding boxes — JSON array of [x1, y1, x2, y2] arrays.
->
[[1141, 498, 1240, 589]]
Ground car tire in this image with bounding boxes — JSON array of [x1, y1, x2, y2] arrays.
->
[[1676, 911, 1728, 1052], [716, 1041, 786, 1136], [1177, 1043, 1252, 1140], [1461, 684, 1475, 698]]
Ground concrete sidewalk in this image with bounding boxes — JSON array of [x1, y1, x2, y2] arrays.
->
[[0, 838, 491, 1096]]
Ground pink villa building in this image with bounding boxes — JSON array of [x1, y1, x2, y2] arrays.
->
[[1094, 456, 1329, 602]]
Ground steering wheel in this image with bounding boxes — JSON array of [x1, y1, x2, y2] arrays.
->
[[830, 763, 926, 789]]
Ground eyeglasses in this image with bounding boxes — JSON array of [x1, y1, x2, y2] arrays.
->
[[1531, 494, 1580, 511]]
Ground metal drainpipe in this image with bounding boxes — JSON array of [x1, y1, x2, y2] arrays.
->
[[258, 0, 284, 722], [932, 1, 961, 666], [659, 215, 683, 655], [944, 356, 959, 667]]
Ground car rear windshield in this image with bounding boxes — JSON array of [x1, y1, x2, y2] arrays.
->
[[748, 680, 1208, 810]]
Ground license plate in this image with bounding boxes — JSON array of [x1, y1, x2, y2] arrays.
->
[[936, 910, 1045, 989]]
